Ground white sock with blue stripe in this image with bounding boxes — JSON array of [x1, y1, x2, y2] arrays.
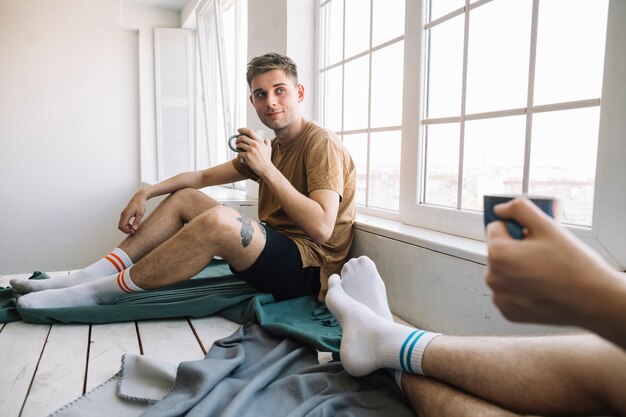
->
[[393, 328, 441, 375], [339, 256, 393, 321], [326, 275, 441, 377]]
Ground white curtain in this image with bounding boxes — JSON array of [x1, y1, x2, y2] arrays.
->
[[196, 0, 247, 171]]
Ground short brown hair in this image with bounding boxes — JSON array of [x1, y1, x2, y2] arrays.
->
[[246, 52, 299, 87]]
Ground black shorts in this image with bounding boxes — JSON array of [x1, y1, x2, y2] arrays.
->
[[230, 225, 321, 301]]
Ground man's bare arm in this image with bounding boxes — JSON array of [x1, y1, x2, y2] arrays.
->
[[263, 175, 340, 245], [119, 161, 247, 234], [234, 130, 341, 245]]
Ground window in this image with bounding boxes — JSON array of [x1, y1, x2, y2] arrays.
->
[[319, 0, 623, 249], [196, 0, 248, 176], [415, 0, 608, 239], [319, 0, 406, 215]]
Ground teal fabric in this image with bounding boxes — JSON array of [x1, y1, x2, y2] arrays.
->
[[0, 287, 19, 323], [1, 261, 341, 353], [221, 295, 340, 353]]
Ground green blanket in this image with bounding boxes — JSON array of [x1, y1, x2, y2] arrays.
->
[[0, 261, 341, 353]]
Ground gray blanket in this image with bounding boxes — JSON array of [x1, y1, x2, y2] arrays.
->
[[52, 324, 414, 417]]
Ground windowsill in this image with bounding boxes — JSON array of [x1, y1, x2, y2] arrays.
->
[[354, 214, 488, 265], [199, 185, 258, 205], [141, 182, 258, 205]]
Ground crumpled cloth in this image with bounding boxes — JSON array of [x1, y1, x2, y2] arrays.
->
[[51, 324, 414, 417]]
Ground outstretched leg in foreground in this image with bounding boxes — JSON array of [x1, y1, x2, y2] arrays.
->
[[326, 273, 626, 416]]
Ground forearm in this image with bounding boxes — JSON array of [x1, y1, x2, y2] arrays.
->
[[584, 270, 626, 350], [141, 162, 245, 201], [141, 171, 206, 200]]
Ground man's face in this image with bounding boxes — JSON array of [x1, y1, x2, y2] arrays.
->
[[249, 69, 304, 131]]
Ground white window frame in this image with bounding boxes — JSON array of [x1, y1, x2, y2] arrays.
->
[[318, 0, 405, 218], [400, 0, 626, 269]]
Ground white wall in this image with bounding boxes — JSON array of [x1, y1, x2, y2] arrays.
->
[[349, 229, 581, 336], [0, 0, 179, 274], [246, 0, 317, 131]]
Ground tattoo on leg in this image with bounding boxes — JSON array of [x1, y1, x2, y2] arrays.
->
[[237, 215, 254, 247]]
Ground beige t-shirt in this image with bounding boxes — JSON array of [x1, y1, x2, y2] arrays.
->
[[232, 121, 356, 298]]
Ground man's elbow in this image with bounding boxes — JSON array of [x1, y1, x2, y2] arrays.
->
[[310, 224, 334, 246]]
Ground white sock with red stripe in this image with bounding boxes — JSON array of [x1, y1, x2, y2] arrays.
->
[[17, 267, 144, 308], [10, 248, 133, 294]]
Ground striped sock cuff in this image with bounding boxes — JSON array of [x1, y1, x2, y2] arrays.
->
[[105, 248, 133, 272], [399, 330, 441, 375], [116, 268, 144, 294]]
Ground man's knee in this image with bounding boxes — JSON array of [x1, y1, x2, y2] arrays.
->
[[191, 205, 240, 236], [168, 187, 204, 204], [161, 188, 219, 221]]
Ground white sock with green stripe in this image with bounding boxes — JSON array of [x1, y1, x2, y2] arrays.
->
[[326, 275, 441, 377], [10, 248, 133, 294], [17, 267, 144, 309]]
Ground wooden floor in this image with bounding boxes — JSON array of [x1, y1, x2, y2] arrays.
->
[[0, 271, 242, 417]]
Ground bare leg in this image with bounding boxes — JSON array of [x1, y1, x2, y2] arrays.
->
[[11, 189, 220, 294], [17, 195, 267, 308], [402, 374, 528, 417], [130, 203, 266, 289], [118, 188, 221, 262], [422, 333, 626, 416]]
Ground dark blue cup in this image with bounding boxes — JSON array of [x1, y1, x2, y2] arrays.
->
[[483, 194, 555, 239]]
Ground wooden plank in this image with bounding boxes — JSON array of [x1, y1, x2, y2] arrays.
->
[[138, 318, 205, 364], [86, 321, 141, 392], [21, 324, 90, 417], [190, 315, 240, 354], [0, 273, 21, 287], [0, 321, 50, 417]]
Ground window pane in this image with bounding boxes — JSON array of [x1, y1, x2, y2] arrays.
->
[[345, 0, 370, 58], [529, 107, 599, 226], [372, 0, 405, 47], [426, 16, 463, 118], [429, 0, 465, 22], [462, 116, 526, 211], [344, 55, 369, 131], [369, 130, 401, 211], [342, 133, 367, 206], [321, 0, 344, 66], [423, 123, 459, 207], [371, 40, 404, 128], [534, 0, 608, 105], [321, 66, 343, 132], [465, 0, 531, 114]]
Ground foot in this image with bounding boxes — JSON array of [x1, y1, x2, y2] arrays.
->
[[11, 249, 133, 294], [326, 275, 414, 376], [11, 271, 93, 294], [339, 256, 393, 320], [16, 284, 102, 309]]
